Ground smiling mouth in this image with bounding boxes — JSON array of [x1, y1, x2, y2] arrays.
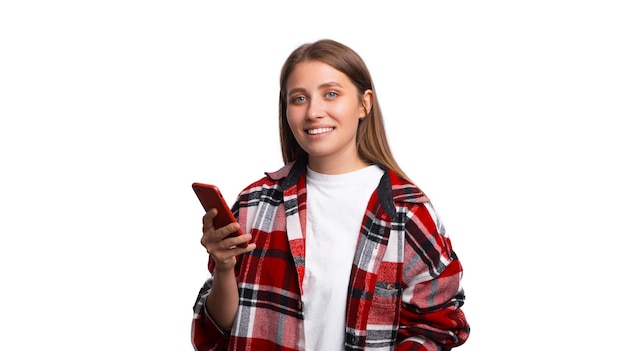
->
[[307, 127, 334, 135]]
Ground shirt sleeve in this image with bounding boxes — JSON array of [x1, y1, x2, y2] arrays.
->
[[191, 264, 232, 351], [192, 197, 248, 351], [396, 202, 470, 350]]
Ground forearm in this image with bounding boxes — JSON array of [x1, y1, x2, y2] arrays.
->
[[399, 259, 469, 349], [205, 268, 240, 330]]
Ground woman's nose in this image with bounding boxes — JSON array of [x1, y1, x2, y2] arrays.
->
[[306, 97, 324, 120]]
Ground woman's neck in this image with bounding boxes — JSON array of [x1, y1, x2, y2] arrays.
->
[[307, 155, 370, 175]]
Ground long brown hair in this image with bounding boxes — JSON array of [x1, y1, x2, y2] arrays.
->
[[278, 39, 410, 181]]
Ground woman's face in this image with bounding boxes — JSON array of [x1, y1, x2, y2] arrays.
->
[[285, 60, 372, 174]]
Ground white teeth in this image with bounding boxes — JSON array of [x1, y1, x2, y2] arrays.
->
[[307, 127, 334, 135]]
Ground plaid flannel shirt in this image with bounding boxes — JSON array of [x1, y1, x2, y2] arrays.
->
[[192, 159, 469, 350]]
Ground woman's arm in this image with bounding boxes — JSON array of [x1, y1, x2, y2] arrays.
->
[[191, 208, 256, 351], [396, 202, 470, 350]]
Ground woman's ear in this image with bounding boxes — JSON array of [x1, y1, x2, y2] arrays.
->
[[360, 89, 373, 118]]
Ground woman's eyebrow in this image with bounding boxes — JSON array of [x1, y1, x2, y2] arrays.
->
[[287, 81, 344, 96], [319, 81, 343, 89], [287, 87, 306, 96]]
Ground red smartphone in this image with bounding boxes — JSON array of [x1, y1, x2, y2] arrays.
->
[[192, 182, 247, 248]]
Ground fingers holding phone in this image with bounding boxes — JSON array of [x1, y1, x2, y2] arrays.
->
[[200, 210, 255, 270], [193, 183, 255, 269], [200, 208, 246, 246]]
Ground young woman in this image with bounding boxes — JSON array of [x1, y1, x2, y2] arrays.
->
[[192, 39, 470, 351]]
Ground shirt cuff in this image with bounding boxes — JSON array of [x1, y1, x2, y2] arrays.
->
[[203, 300, 232, 340]]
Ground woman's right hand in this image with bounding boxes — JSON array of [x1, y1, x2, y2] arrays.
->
[[200, 208, 255, 271]]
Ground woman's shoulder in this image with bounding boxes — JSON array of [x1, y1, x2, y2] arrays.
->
[[239, 161, 299, 194], [386, 169, 430, 205]]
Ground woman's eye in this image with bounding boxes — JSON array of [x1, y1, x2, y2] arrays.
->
[[325, 91, 338, 98], [292, 96, 306, 104]]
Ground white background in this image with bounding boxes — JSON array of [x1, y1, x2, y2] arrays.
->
[[1, 1, 624, 350]]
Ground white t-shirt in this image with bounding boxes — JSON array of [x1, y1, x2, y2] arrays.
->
[[302, 165, 384, 350]]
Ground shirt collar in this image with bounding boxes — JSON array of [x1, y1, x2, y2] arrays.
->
[[267, 158, 397, 219]]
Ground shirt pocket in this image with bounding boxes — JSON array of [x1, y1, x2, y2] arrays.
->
[[369, 282, 401, 325]]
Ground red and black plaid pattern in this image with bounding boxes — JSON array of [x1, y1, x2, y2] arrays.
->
[[192, 160, 469, 351]]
